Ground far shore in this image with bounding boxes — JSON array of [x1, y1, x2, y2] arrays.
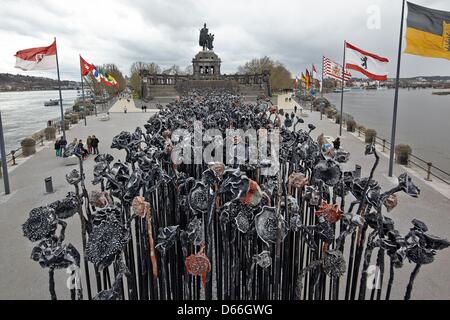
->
[[0, 88, 78, 93]]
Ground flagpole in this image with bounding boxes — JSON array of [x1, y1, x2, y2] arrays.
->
[[54, 38, 66, 141], [321, 56, 324, 120], [389, 0, 406, 177], [339, 41, 347, 136], [80, 56, 87, 126], [0, 111, 11, 195]]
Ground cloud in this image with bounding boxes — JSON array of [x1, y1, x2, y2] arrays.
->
[[0, 0, 449, 81]]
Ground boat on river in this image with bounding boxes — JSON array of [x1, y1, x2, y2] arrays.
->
[[44, 99, 60, 106]]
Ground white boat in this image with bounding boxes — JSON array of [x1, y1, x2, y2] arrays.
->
[[333, 88, 351, 93], [44, 99, 60, 106]]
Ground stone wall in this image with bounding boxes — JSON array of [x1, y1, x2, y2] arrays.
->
[[141, 72, 271, 100]]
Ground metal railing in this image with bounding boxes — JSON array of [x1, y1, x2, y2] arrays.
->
[[3, 135, 45, 167], [352, 126, 450, 185], [1, 97, 117, 172]]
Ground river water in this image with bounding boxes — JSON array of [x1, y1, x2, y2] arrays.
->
[[0, 89, 449, 175], [0, 90, 78, 155], [325, 88, 450, 175]]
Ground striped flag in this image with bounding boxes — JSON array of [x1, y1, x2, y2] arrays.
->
[[323, 56, 352, 82], [345, 42, 389, 81], [405, 2, 450, 60]]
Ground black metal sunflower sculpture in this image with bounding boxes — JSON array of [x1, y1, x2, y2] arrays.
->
[[86, 217, 130, 270], [22, 207, 62, 242]]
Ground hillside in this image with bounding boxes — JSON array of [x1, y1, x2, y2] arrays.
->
[[0, 73, 78, 92]]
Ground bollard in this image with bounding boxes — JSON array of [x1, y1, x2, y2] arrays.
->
[[355, 165, 362, 179], [425, 163, 433, 182], [45, 177, 54, 194], [11, 150, 16, 165]]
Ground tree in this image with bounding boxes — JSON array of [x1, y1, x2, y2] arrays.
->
[[184, 65, 193, 75], [129, 62, 161, 97], [237, 56, 293, 92], [83, 64, 125, 98], [162, 65, 182, 75], [103, 64, 126, 94]]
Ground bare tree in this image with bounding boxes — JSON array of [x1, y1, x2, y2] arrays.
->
[[237, 56, 293, 92], [130, 62, 161, 97]]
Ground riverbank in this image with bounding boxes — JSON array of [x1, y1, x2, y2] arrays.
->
[[324, 88, 450, 177], [432, 91, 450, 95]]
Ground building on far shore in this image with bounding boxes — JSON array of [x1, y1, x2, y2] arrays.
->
[[140, 24, 271, 101]]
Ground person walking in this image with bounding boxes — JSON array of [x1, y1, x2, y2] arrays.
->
[[294, 105, 298, 114], [91, 135, 100, 155], [86, 136, 93, 154], [59, 136, 67, 156], [54, 137, 61, 157]]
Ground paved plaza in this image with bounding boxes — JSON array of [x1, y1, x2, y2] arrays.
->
[[0, 96, 449, 300]]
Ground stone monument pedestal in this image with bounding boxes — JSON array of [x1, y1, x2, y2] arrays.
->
[[192, 50, 222, 80]]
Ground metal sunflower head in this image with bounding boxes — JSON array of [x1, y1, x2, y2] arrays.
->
[[91, 206, 122, 227], [86, 217, 129, 270], [253, 251, 272, 269], [94, 153, 114, 164], [23, 206, 58, 242], [335, 149, 350, 163], [31, 238, 80, 270], [398, 173, 420, 198], [255, 207, 288, 245], [323, 250, 346, 278], [123, 170, 143, 204], [156, 226, 179, 253], [65, 169, 82, 185], [63, 143, 80, 158], [111, 131, 133, 150], [48, 192, 79, 219], [313, 159, 342, 187], [188, 182, 210, 215]]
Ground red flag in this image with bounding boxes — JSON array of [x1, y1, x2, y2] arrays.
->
[[345, 42, 389, 81], [80, 55, 96, 76], [14, 40, 57, 71]]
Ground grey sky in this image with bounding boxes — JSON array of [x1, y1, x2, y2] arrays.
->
[[0, 0, 449, 80]]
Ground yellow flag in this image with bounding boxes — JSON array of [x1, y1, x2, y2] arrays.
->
[[405, 2, 450, 60]]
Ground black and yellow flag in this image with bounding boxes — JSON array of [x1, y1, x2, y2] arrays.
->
[[405, 2, 450, 60]]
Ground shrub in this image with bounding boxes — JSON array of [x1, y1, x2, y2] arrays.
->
[[44, 127, 56, 140], [365, 129, 377, 143], [21, 138, 36, 147], [335, 114, 342, 124], [347, 120, 357, 132], [395, 144, 412, 165], [21, 138, 36, 156]]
